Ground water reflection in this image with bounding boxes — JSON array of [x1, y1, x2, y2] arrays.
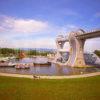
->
[[0, 58, 100, 76]]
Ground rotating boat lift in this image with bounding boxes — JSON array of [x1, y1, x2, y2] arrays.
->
[[55, 29, 100, 67]]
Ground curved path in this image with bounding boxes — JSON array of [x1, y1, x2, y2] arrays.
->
[[0, 72, 100, 79]]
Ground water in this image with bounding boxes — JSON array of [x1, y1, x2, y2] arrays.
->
[[0, 57, 100, 76]]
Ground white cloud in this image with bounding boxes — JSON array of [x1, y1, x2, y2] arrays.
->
[[84, 38, 100, 52], [0, 34, 100, 52], [13, 19, 48, 33], [0, 37, 56, 49], [56, 24, 79, 36], [0, 15, 99, 51], [0, 15, 80, 37], [0, 16, 49, 34]]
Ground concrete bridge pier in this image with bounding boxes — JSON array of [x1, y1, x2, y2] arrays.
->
[[66, 31, 86, 67], [54, 39, 65, 62]]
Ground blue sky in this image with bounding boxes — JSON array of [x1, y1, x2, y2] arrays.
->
[[0, 0, 100, 51]]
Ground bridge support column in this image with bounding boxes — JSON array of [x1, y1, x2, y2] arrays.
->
[[66, 31, 86, 67], [54, 40, 65, 62]]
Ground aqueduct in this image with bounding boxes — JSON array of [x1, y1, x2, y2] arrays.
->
[[55, 29, 100, 67]]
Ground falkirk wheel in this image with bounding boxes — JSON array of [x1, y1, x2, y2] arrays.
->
[[55, 29, 100, 67]]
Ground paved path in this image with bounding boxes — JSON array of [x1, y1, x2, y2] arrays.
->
[[0, 72, 100, 79]]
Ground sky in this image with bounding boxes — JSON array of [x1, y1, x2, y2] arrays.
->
[[0, 0, 100, 52]]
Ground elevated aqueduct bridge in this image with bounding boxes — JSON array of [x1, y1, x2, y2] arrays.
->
[[55, 29, 100, 67]]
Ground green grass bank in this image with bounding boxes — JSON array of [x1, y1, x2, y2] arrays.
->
[[0, 76, 100, 100]]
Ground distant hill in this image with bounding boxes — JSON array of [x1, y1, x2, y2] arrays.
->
[[20, 48, 56, 52]]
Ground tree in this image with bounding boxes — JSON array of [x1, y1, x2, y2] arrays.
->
[[94, 50, 100, 57]]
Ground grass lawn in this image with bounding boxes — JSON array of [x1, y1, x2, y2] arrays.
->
[[0, 76, 100, 100]]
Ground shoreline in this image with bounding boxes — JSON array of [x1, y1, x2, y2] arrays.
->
[[0, 72, 100, 79]]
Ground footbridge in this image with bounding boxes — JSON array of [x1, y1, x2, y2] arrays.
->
[[76, 30, 100, 39], [55, 29, 100, 67]]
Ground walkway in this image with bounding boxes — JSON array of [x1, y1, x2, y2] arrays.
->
[[0, 72, 100, 79]]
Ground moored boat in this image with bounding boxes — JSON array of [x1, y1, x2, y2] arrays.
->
[[33, 57, 51, 66], [0, 60, 15, 67], [34, 62, 51, 66], [15, 63, 31, 69]]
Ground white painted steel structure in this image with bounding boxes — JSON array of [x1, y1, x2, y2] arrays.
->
[[55, 29, 100, 67]]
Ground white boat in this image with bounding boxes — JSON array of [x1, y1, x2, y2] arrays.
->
[[33, 57, 51, 66], [0, 60, 15, 67], [15, 63, 30, 69]]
